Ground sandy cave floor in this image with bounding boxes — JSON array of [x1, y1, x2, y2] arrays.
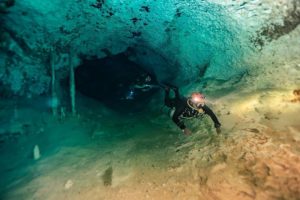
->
[[0, 89, 300, 200]]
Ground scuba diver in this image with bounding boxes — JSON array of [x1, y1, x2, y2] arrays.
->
[[164, 85, 221, 135], [131, 75, 155, 92], [125, 73, 159, 100]]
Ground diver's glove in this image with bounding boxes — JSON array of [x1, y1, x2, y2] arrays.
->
[[182, 128, 192, 136], [215, 123, 221, 134]]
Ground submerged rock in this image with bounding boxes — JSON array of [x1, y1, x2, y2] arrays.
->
[[64, 179, 74, 190], [102, 166, 113, 186], [33, 144, 41, 160]]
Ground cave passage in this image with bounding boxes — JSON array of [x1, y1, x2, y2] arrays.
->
[[1, 0, 300, 199], [75, 52, 160, 113]]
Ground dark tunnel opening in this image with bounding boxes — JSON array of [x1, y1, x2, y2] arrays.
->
[[74, 52, 160, 113]]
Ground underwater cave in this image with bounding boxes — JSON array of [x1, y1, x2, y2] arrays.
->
[[0, 0, 300, 199], [74, 51, 160, 113]]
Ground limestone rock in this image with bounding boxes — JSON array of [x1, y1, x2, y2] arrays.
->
[[64, 179, 74, 190], [33, 145, 41, 160]]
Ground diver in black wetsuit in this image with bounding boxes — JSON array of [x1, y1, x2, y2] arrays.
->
[[164, 86, 221, 135]]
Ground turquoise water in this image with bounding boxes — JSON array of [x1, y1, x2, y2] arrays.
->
[[0, 0, 300, 199], [0, 93, 225, 199]]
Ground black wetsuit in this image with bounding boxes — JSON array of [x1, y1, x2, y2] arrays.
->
[[164, 88, 221, 130]]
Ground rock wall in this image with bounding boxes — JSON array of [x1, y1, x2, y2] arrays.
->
[[0, 0, 299, 96]]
